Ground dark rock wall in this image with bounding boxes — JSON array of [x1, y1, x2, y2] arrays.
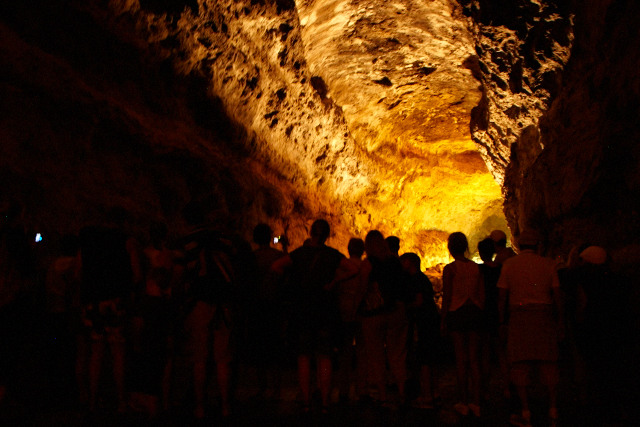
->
[[0, 1, 321, 244], [462, 0, 640, 273], [2, 0, 640, 276]]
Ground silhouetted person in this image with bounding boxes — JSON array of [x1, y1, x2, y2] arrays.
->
[[271, 219, 344, 413], [573, 246, 634, 424], [497, 230, 563, 427], [175, 201, 236, 419], [44, 233, 80, 405], [129, 222, 178, 417], [79, 206, 142, 413], [386, 235, 400, 258], [359, 230, 409, 407], [441, 232, 484, 417], [477, 237, 509, 399], [0, 202, 36, 404], [248, 223, 286, 400], [401, 252, 441, 409], [490, 229, 516, 265], [326, 237, 366, 402]]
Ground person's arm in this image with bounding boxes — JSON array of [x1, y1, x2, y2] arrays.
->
[[326, 258, 360, 291], [271, 253, 292, 275], [440, 264, 453, 334], [551, 269, 565, 340], [497, 265, 509, 325], [360, 259, 372, 290]]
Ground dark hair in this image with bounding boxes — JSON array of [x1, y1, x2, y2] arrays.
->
[[347, 238, 365, 257], [253, 223, 273, 245], [400, 252, 421, 270], [365, 230, 390, 260], [385, 236, 400, 254], [477, 237, 496, 260], [310, 219, 330, 241], [448, 232, 469, 256]]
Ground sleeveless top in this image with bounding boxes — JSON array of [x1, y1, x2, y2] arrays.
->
[[448, 259, 484, 312]]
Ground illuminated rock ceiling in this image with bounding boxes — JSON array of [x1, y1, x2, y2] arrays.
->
[[1, 0, 639, 271], [105, 0, 506, 265]]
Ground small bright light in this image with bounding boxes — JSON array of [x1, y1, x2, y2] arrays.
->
[[35, 233, 42, 243]]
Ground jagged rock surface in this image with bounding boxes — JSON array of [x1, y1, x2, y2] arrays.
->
[[461, 0, 640, 273], [1, 0, 639, 276]]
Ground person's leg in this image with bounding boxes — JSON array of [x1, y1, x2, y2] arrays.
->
[[354, 322, 367, 399], [480, 330, 491, 397], [107, 329, 126, 413], [467, 331, 482, 416], [362, 316, 386, 401], [212, 319, 233, 417], [511, 362, 532, 422], [386, 309, 408, 401], [88, 337, 104, 411], [540, 362, 559, 423], [419, 365, 434, 403], [75, 333, 90, 406], [497, 333, 511, 399], [317, 355, 332, 409], [337, 323, 354, 400], [185, 302, 213, 419], [297, 354, 311, 408], [450, 331, 469, 405], [468, 331, 482, 406]]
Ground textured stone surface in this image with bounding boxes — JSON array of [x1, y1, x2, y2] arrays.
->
[[1, 0, 505, 265], [1, 0, 639, 276], [461, 0, 640, 274], [119, 0, 505, 263]]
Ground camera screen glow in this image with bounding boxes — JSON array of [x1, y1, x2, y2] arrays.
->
[[35, 233, 42, 242]]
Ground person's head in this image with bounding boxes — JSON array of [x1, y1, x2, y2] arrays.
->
[[400, 252, 421, 274], [347, 237, 365, 258], [516, 229, 540, 251], [253, 223, 273, 246], [310, 219, 330, 244], [365, 230, 390, 260], [385, 236, 400, 255], [490, 229, 508, 249], [477, 237, 496, 263], [447, 232, 469, 257], [579, 246, 607, 266]]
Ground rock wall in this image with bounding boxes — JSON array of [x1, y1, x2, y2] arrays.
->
[[2, 0, 639, 275], [1, 0, 506, 263], [0, 0, 324, 244], [461, 0, 640, 274]]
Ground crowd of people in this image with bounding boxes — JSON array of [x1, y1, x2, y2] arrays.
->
[[0, 202, 636, 426]]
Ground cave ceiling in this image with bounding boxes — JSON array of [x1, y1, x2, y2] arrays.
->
[[115, 0, 507, 264], [2, 0, 640, 270]]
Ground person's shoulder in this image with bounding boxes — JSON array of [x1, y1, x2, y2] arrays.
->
[[443, 261, 456, 275], [256, 246, 283, 256], [417, 271, 432, 284], [502, 253, 520, 266], [322, 245, 345, 259], [290, 245, 309, 256]]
